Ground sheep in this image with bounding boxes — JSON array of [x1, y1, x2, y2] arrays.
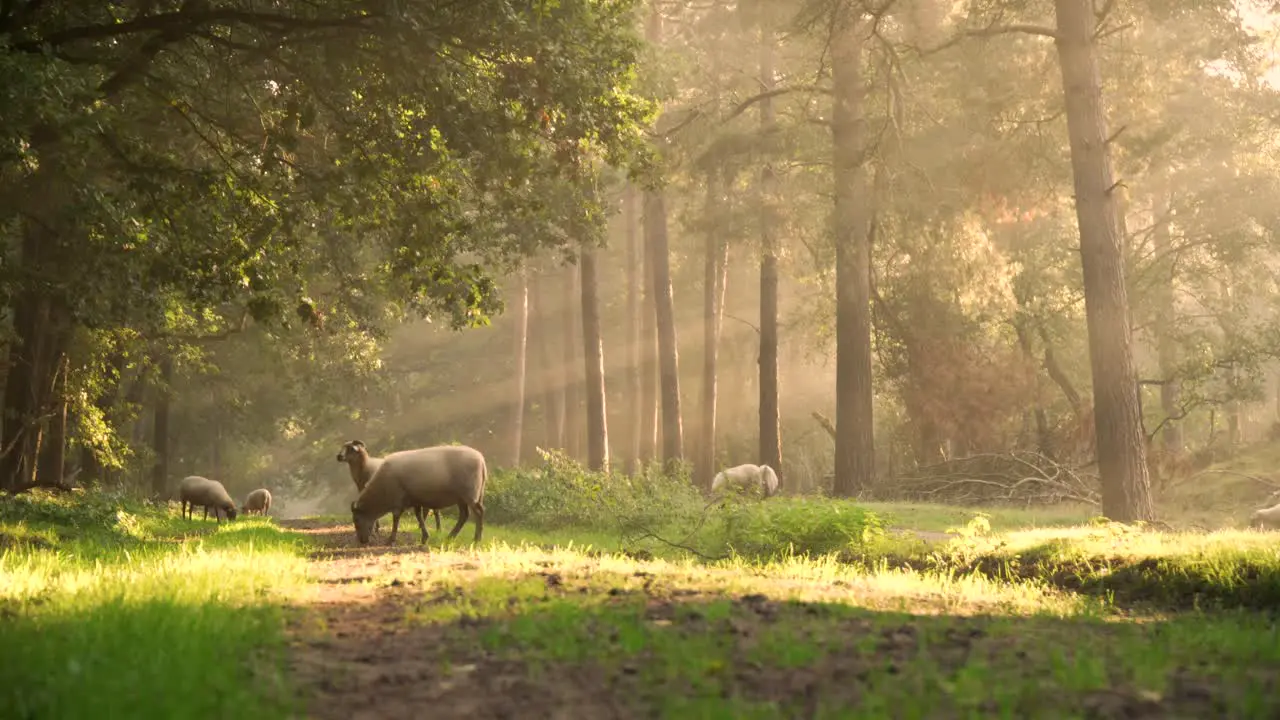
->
[[710, 463, 780, 500], [178, 475, 239, 523], [1249, 503, 1280, 530], [242, 488, 272, 516], [350, 444, 487, 546], [337, 439, 441, 535]]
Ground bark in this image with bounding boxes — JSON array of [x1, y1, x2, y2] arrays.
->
[[532, 270, 564, 451], [639, 223, 660, 465], [831, 9, 874, 497], [1053, 0, 1153, 522], [623, 184, 643, 472], [697, 171, 730, 489], [151, 354, 173, 498], [757, 14, 783, 482], [561, 263, 582, 459], [510, 267, 530, 466], [36, 353, 70, 487], [580, 246, 610, 472], [645, 189, 684, 469]]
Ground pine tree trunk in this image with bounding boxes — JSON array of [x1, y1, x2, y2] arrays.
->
[[624, 184, 643, 473], [645, 189, 684, 470], [151, 354, 173, 499], [698, 171, 729, 489], [561, 263, 582, 459], [510, 268, 530, 466], [831, 9, 875, 497], [758, 13, 783, 484], [580, 246, 610, 472], [1053, 0, 1153, 522]]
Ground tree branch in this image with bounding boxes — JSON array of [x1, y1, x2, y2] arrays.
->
[[720, 85, 831, 126], [916, 22, 1058, 57], [14, 8, 379, 52]]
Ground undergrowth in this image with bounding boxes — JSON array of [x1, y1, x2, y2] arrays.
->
[[484, 449, 886, 561], [0, 489, 306, 720]]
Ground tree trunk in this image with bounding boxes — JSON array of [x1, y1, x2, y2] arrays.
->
[[580, 246, 610, 472], [758, 14, 783, 484], [831, 9, 874, 497], [1053, 0, 1153, 522], [37, 352, 70, 487], [645, 189, 684, 470], [1150, 189, 1183, 454], [532, 270, 564, 452], [624, 184, 643, 473], [561, 263, 582, 459], [510, 267, 530, 466], [698, 171, 730, 489], [151, 354, 173, 498]]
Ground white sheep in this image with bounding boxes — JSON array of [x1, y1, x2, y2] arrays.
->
[[350, 444, 487, 546], [337, 439, 441, 535], [178, 475, 239, 523], [1249, 502, 1280, 530], [241, 488, 272, 516], [711, 463, 780, 499]]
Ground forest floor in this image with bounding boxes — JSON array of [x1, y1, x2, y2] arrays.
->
[[4, 490, 1280, 719], [280, 516, 1280, 719]]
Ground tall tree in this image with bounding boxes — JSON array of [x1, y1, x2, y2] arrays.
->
[[623, 185, 644, 471], [756, 0, 784, 485], [562, 263, 583, 459], [151, 355, 173, 498], [646, 4, 684, 470], [698, 169, 731, 488], [580, 246, 610, 472], [831, 6, 875, 497], [509, 268, 530, 466], [1052, 0, 1153, 521]]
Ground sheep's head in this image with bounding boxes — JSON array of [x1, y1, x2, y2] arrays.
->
[[352, 501, 375, 545], [224, 505, 238, 521], [337, 440, 367, 464]]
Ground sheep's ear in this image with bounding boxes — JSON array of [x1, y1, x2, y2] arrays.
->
[[351, 440, 365, 448], [350, 501, 358, 513]]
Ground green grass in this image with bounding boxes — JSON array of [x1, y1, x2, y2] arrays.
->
[[0, 490, 309, 720]]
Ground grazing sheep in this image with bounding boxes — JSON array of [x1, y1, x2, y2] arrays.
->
[[337, 440, 441, 534], [1249, 503, 1280, 530], [178, 475, 238, 523], [242, 488, 272, 516], [711, 463, 780, 499], [350, 444, 487, 546]]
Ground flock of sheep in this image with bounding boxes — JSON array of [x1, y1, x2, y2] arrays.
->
[[175, 437, 783, 546], [176, 440, 491, 546]]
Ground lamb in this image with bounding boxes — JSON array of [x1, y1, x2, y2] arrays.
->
[[241, 488, 272, 516], [710, 463, 780, 499], [337, 440, 441, 534], [1249, 503, 1280, 530], [178, 475, 239, 523], [350, 444, 487, 546]]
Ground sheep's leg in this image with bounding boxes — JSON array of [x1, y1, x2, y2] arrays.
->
[[412, 506, 429, 545], [433, 508, 442, 532], [181, 501, 188, 520], [387, 510, 402, 546], [203, 506, 210, 521], [446, 503, 469, 539], [471, 501, 485, 543]]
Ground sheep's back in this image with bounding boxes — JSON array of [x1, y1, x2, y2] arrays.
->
[[379, 445, 486, 507], [180, 476, 234, 507]]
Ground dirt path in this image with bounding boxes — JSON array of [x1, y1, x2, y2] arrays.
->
[[278, 520, 1241, 719], [283, 519, 630, 719]]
